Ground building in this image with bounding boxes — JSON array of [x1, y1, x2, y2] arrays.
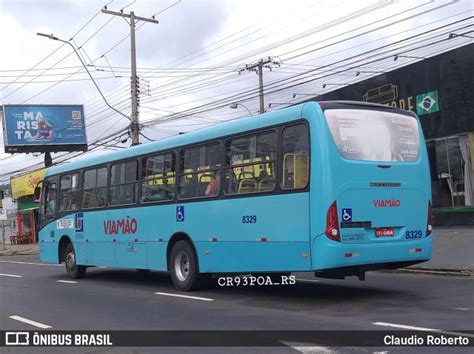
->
[[0, 193, 18, 242], [10, 168, 46, 243], [309, 44, 474, 225]]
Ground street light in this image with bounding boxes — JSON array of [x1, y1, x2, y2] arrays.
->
[[292, 93, 319, 98], [36, 32, 131, 124], [230, 103, 253, 116], [448, 32, 474, 39], [322, 83, 348, 89], [267, 102, 290, 108], [393, 54, 425, 61]]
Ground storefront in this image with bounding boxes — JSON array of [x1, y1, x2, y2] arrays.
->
[[427, 134, 473, 208], [10, 168, 45, 244], [310, 43, 473, 222]]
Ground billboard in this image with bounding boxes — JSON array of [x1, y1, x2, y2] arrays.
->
[[1, 104, 88, 153]]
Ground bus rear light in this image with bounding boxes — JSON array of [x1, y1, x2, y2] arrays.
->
[[426, 201, 433, 236], [325, 201, 340, 242], [409, 247, 422, 253], [345, 253, 360, 258], [209, 237, 218, 242], [257, 237, 268, 242]]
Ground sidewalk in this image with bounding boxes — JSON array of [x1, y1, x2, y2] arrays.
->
[[0, 227, 472, 273], [407, 226, 474, 274], [0, 243, 39, 256]]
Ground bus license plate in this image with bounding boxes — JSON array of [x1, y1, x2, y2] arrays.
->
[[375, 227, 394, 237]]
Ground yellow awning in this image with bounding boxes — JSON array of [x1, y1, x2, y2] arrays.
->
[[11, 169, 46, 199]]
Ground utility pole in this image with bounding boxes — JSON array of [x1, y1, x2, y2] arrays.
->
[[238, 57, 281, 114], [102, 7, 159, 145]]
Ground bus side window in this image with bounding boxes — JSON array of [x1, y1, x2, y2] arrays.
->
[[141, 153, 175, 203], [225, 131, 277, 195], [281, 124, 309, 190], [110, 160, 138, 206], [59, 173, 81, 211], [178, 143, 221, 199], [82, 167, 108, 209]]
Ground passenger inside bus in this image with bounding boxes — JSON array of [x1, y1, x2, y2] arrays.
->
[[205, 173, 220, 196]]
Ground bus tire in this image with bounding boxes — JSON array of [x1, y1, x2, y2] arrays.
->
[[64, 243, 86, 279], [170, 240, 201, 292]]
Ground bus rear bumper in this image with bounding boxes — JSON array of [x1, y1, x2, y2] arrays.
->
[[312, 235, 432, 271]]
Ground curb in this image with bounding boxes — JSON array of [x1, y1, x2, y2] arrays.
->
[[384, 267, 472, 277], [0, 249, 39, 256]]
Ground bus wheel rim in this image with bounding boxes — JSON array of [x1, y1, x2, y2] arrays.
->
[[66, 251, 75, 271], [175, 251, 190, 282]]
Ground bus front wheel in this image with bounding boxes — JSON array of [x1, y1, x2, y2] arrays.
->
[[170, 241, 201, 292], [64, 243, 86, 279]]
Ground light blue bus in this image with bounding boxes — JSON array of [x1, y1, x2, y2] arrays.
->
[[37, 101, 432, 291]]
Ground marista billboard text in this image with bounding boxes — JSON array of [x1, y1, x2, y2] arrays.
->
[[2, 104, 88, 153]]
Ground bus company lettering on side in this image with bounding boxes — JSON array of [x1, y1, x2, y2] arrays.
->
[[103, 218, 138, 235], [373, 199, 400, 207]]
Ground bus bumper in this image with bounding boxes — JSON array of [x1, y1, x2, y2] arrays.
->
[[312, 234, 432, 271]]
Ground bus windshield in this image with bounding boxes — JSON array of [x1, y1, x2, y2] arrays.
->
[[325, 109, 419, 162]]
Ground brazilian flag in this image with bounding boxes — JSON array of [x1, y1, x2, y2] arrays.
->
[[416, 90, 439, 116]]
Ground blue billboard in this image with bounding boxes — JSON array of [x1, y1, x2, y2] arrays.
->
[[2, 104, 88, 153]]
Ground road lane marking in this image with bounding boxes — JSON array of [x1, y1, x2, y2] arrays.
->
[[372, 322, 474, 338], [296, 278, 321, 283], [9, 315, 51, 329], [0, 260, 61, 267], [282, 341, 336, 353], [56, 280, 77, 284], [0, 273, 22, 278], [453, 307, 471, 311], [154, 292, 213, 302]]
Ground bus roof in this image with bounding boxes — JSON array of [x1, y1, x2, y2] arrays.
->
[[45, 102, 311, 176]]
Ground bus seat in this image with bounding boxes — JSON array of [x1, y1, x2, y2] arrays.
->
[[231, 160, 243, 177], [197, 173, 213, 196], [199, 173, 212, 183], [258, 179, 275, 192], [238, 178, 257, 193], [166, 172, 176, 184], [153, 173, 163, 185], [180, 175, 198, 198], [238, 171, 255, 180], [197, 166, 210, 182]]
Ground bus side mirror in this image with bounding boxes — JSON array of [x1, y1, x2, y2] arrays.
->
[[34, 180, 44, 203], [34, 186, 41, 203], [0, 190, 4, 199]]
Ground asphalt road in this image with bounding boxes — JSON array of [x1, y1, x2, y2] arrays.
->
[[0, 255, 473, 354]]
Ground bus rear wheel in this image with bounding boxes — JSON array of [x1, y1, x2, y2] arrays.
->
[[64, 243, 86, 279], [170, 241, 202, 292]]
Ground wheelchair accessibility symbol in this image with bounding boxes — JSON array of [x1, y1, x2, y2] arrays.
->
[[176, 206, 185, 222], [342, 208, 352, 222]]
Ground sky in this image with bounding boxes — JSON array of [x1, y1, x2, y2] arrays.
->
[[0, 0, 472, 182]]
